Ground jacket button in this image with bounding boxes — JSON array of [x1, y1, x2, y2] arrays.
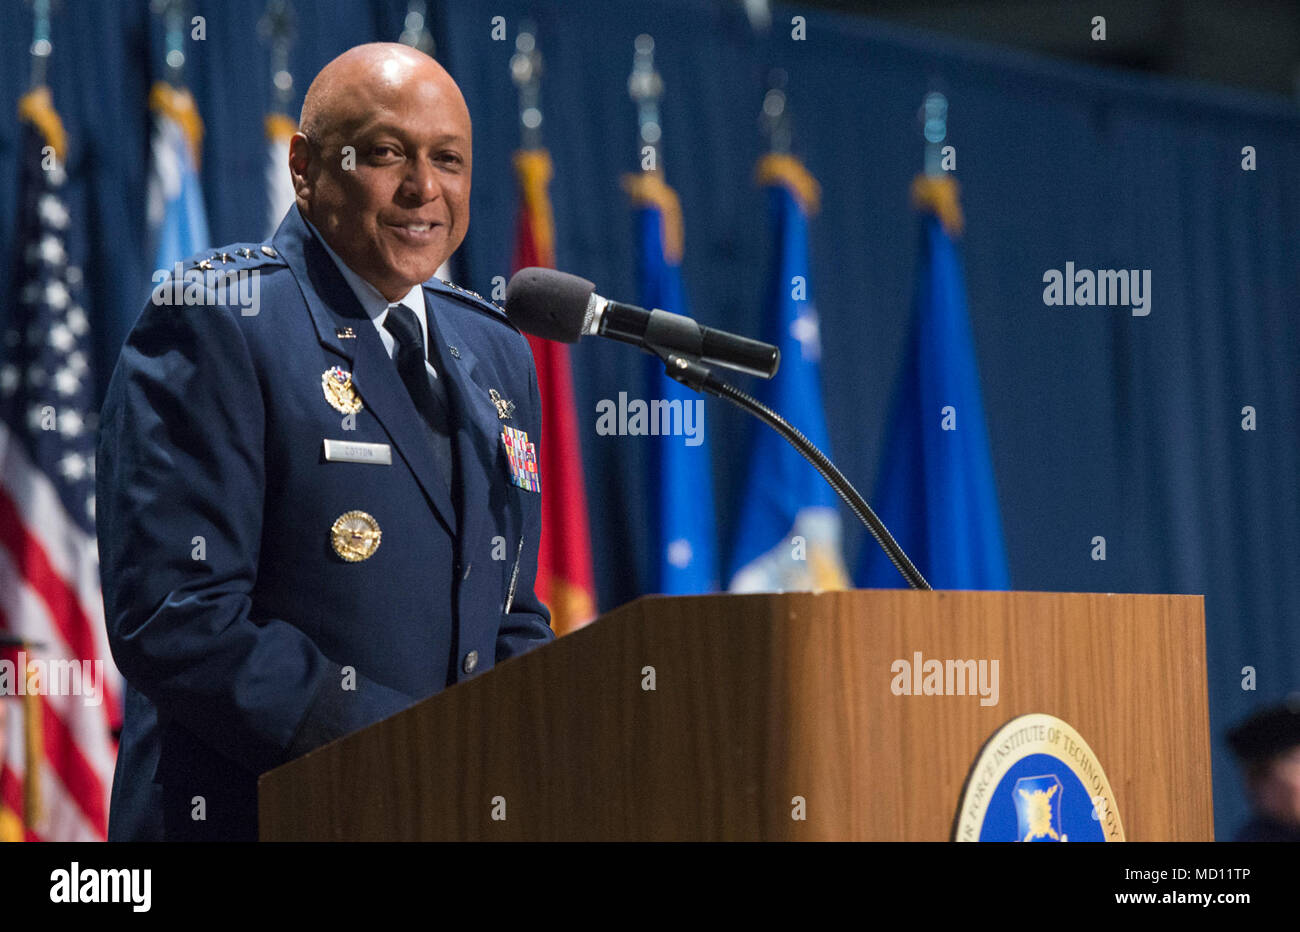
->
[[462, 650, 478, 674]]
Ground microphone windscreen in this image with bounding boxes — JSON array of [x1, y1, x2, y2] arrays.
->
[[504, 267, 596, 343]]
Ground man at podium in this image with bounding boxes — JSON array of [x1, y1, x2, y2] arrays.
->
[[97, 43, 553, 841]]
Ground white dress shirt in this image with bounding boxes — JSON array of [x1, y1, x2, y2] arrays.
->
[[304, 218, 438, 379]]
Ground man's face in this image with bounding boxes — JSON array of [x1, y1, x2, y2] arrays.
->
[[292, 56, 471, 301]]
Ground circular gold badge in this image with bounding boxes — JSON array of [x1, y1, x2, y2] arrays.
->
[[953, 713, 1125, 842], [322, 367, 363, 415], [330, 510, 381, 562]]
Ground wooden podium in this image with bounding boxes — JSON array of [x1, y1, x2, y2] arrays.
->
[[258, 590, 1213, 841]]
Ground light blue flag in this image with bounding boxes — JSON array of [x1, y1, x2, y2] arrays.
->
[[729, 159, 849, 592], [628, 179, 718, 594], [147, 84, 210, 272], [857, 180, 1010, 589]]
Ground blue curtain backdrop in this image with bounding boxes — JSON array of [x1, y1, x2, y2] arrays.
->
[[1, 0, 1296, 840]]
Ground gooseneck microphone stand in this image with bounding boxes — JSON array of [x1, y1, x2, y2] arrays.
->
[[655, 349, 932, 591]]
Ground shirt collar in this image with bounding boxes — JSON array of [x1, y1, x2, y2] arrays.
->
[[303, 216, 425, 323]]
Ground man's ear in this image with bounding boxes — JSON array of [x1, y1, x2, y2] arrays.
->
[[288, 133, 314, 200]]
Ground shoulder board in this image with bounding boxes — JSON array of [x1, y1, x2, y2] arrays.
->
[[424, 278, 516, 330], [178, 243, 288, 274]]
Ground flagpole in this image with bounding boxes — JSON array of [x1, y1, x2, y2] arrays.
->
[[15, 4, 55, 832], [628, 34, 664, 176], [759, 68, 791, 154], [921, 89, 947, 176], [26, 0, 52, 89], [154, 0, 189, 87], [511, 23, 543, 150], [258, 0, 296, 114], [855, 89, 1003, 588], [624, 35, 724, 592], [398, 0, 436, 57], [508, 28, 598, 630], [6, 9, 121, 837]]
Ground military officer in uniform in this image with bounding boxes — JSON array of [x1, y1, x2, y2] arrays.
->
[[97, 43, 553, 841]]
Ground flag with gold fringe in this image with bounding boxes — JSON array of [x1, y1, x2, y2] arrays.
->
[[511, 150, 597, 634], [147, 82, 210, 271], [624, 171, 717, 594], [729, 154, 850, 592], [0, 87, 121, 841], [265, 111, 297, 235], [856, 174, 1010, 589]]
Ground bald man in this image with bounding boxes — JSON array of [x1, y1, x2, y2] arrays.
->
[[97, 44, 553, 841]]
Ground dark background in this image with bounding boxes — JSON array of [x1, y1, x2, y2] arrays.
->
[[0, 0, 1296, 840], [814, 0, 1300, 97]]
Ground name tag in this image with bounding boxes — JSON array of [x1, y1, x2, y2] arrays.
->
[[322, 439, 392, 465]]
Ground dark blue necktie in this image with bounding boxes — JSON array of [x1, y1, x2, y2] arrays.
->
[[383, 303, 454, 488]]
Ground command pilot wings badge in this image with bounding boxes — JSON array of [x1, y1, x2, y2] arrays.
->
[[489, 388, 515, 420], [322, 366, 363, 414]]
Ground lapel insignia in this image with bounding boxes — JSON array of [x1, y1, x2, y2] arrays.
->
[[440, 278, 486, 302], [489, 388, 515, 420], [322, 366, 363, 414], [330, 510, 382, 562], [501, 425, 540, 493], [335, 326, 356, 339]]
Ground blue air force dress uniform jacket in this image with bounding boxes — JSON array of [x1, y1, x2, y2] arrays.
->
[[97, 207, 554, 841]]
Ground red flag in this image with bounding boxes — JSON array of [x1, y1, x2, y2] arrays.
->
[[511, 151, 597, 634]]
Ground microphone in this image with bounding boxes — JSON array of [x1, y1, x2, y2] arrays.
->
[[503, 268, 930, 590], [504, 267, 780, 379]]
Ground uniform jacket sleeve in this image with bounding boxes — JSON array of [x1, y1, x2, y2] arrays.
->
[[495, 336, 556, 662], [96, 294, 415, 775]]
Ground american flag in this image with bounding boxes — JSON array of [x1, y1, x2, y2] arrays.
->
[[0, 87, 121, 841]]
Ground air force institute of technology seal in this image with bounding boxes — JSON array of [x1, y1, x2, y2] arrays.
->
[[954, 713, 1125, 842]]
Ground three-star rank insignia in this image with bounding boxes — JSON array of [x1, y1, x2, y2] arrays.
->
[[330, 510, 382, 562], [439, 278, 486, 302], [502, 425, 540, 493], [321, 366, 362, 414], [489, 388, 515, 420]]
